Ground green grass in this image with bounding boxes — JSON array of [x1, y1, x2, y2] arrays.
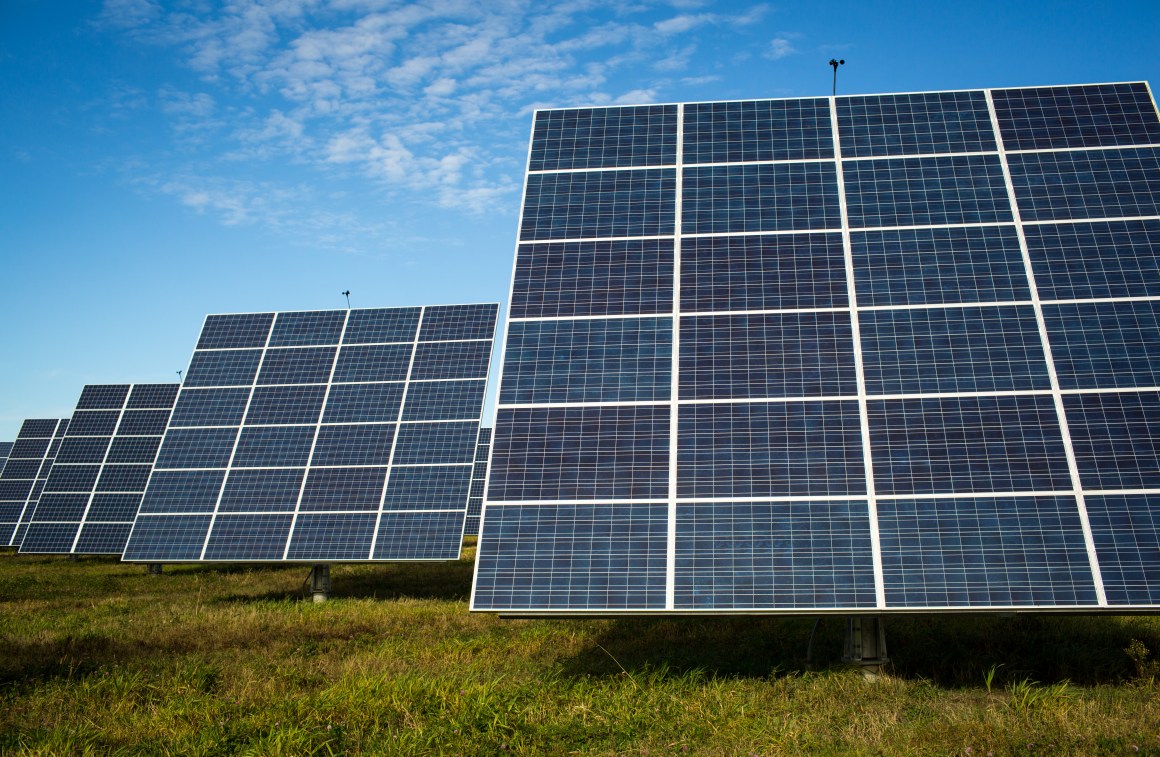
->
[[2, 546, 1159, 755]]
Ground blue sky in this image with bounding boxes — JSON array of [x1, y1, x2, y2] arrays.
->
[[1, 0, 1158, 440]]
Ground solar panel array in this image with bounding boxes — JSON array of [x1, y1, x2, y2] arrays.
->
[[473, 82, 1160, 614], [122, 305, 498, 562], [0, 443, 11, 474], [1, 419, 68, 547], [464, 427, 491, 536], [20, 384, 179, 555]]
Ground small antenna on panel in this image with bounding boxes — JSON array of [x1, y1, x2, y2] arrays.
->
[[342, 290, 352, 309], [829, 58, 845, 96]]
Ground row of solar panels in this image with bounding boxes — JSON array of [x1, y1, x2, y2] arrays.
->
[[0, 304, 500, 562], [2, 82, 1159, 618]]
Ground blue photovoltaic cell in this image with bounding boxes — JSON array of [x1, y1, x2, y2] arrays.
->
[[476, 82, 1160, 615], [844, 154, 1012, 228], [679, 313, 856, 400], [77, 385, 130, 410], [877, 497, 1097, 607], [510, 240, 674, 318], [1065, 392, 1160, 490], [401, 380, 487, 421], [196, 313, 274, 349], [473, 504, 669, 611], [105, 435, 161, 465], [342, 308, 420, 344], [1026, 220, 1160, 301], [170, 388, 250, 427], [125, 305, 497, 562], [1043, 301, 1160, 390], [500, 318, 672, 404], [323, 383, 405, 423], [268, 310, 346, 347], [1086, 495, 1160, 605], [219, 469, 304, 511], [489, 406, 669, 501], [674, 501, 877, 610], [680, 233, 847, 313], [529, 105, 677, 171], [371, 511, 465, 560], [869, 396, 1072, 495], [521, 170, 676, 241], [125, 515, 213, 560], [257, 347, 336, 385], [286, 513, 377, 560], [683, 98, 833, 163], [203, 514, 293, 560], [859, 306, 1050, 394], [184, 350, 263, 387], [300, 468, 387, 511], [992, 83, 1160, 151], [851, 226, 1030, 307], [683, 163, 841, 234], [76, 523, 133, 554], [1008, 148, 1160, 222], [677, 402, 865, 499], [838, 90, 996, 157], [382, 466, 471, 510]]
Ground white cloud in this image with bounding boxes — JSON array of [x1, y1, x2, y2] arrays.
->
[[654, 14, 715, 34], [767, 34, 798, 60]]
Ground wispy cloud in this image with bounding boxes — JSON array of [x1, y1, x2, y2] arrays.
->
[[767, 33, 800, 60], [97, 1, 781, 243]]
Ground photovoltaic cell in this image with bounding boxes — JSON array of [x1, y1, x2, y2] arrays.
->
[[124, 305, 497, 562], [464, 427, 490, 537], [20, 384, 178, 555], [475, 81, 1160, 615]]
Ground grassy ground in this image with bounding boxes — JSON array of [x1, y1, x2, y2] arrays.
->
[[1, 546, 1159, 755]]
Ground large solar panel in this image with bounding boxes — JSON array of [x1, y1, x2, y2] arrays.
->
[[122, 305, 498, 562], [1, 419, 69, 547], [464, 427, 491, 536], [19, 384, 179, 555], [473, 82, 1160, 615]]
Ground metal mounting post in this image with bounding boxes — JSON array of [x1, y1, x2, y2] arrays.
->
[[843, 616, 889, 676], [147, 563, 163, 576], [309, 564, 331, 602]]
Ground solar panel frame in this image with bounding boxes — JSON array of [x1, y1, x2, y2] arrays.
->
[[20, 384, 179, 555], [473, 81, 1160, 616], [123, 305, 498, 563]]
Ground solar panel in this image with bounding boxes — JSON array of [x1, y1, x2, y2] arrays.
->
[[1, 419, 69, 547], [473, 81, 1160, 615], [19, 384, 179, 555], [464, 427, 491, 536], [123, 305, 498, 562], [0, 442, 11, 473]]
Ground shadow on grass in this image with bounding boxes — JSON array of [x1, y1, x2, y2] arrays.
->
[[557, 613, 1160, 687]]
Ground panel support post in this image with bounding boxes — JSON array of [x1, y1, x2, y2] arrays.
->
[[67, 554, 79, 562], [147, 563, 163, 576], [310, 564, 331, 603], [843, 616, 889, 677]]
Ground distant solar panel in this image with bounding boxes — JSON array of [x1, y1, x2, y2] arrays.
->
[[464, 427, 491, 536], [19, 384, 179, 555], [473, 82, 1160, 615], [1, 419, 68, 547], [123, 305, 498, 562]]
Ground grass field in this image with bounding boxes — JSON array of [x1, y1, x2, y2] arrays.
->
[[2, 545, 1159, 756]]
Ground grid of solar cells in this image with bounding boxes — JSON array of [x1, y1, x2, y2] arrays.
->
[[1, 419, 68, 547], [19, 384, 179, 555], [123, 305, 497, 562], [474, 81, 1160, 615], [0, 443, 11, 475], [464, 427, 490, 537]]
